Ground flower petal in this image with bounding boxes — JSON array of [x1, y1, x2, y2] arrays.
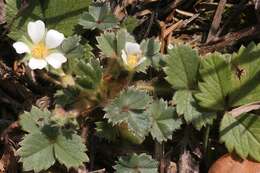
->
[[13, 42, 30, 54], [28, 58, 47, 70], [125, 42, 141, 55], [137, 57, 146, 66], [46, 53, 67, 69], [27, 20, 45, 44], [45, 30, 65, 49], [121, 50, 128, 65]]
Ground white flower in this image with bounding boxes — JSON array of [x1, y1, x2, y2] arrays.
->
[[13, 20, 67, 70], [121, 42, 146, 70]]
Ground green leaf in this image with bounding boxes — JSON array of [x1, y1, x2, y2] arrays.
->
[[18, 106, 88, 172], [54, 133, 89, 168], [148, 99, 182, 142], [164, 45, 200, 89], [6, 0, 90, 40], [229, 42, 260, 106], [75, 58, 102, 91], [55, 87, 80, 106], [121, 16, 139, 33], [61, 36, 93, 74], [60, 35, 84, 59], [220, 113, 260, 161], [174, 90, 216, 130], [97, 29, 135, 58], [17, 133, 55, 172], [18, 131, 88, 172], [95, 121, 119, 142], [79, 3, 118, 30], [104, 88, 152, 141], [97, 32, 117, 57], [114, 153, 158, 173], [139, 38, 162, 71], [19, 106, 51, 133], [195, 53, 231, 111]]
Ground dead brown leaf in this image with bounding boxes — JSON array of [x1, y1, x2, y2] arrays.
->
[[113, 5, 125, 21], [178, 150, 199, 173], [228, 101, 260, 117], [167, 162, 177, 173]]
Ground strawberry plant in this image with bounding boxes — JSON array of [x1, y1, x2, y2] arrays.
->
[[1, 0, 260, 172]]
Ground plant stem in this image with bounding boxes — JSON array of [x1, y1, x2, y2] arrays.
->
[[203, 125, 210, 154], [155, 141, 165, 173]]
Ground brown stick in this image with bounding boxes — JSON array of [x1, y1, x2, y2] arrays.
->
[[199, 24, 260, 55], [217, 0, 248, 36], [206, 0, 227, 43]]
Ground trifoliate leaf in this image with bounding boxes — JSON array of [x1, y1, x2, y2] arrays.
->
[[18, 130, 88, 172], [164, 45, 200, 89], [79, 3, 118, 30], [148, 99, 182, 143], [74, 58, 102, 91], [195, 53, 231, 111], [18, 106, 88, 172], [19, 106, 51, 133], [174, 90, 216, 130], [95, 121, 119, 142], [114, 153, 158, 173], [220, 113, 260, 161], [104, 89, 152, 141], [54, 133, 89, 168], [6, 0, 90, 40], [229, 42, 260, 106], [97, 29, 135, 58], [17, 133, 56, 172]]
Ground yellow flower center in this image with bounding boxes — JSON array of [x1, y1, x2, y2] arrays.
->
[[127, 54, 139, 69], [31, 43, 48, 59]]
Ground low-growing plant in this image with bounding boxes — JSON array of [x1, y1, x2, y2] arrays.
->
[[4, 0, 260, 172]]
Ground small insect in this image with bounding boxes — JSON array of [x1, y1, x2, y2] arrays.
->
[[234, 64, 245, 80]]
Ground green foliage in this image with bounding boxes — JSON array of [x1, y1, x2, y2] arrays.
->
[[53, 133, 88, 168], [148, 99, 182, 142], [121, 16, 139, 33], [17, 133, 56, 172], [60, 35, 84, 60], [55, 88, 80, 106], [74, 58, 103, 91], [195, 53, 231, 111], [6, 0, 90, 40], [104, 88, 152, 142], [95, 121, 119, 142], [19, 106, 51, 133], [79, 3, 118, 30], [140, 38, 163, 70], [229, 42, 260, 106], [60, 35, 94, 75], [164, 45, 200, 89], [174, 90, 216, 130], [97, 29, 135, 58], [220, 113, 260, 161], [18, 106, 88, 172], [114, 153, 158, 173]]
